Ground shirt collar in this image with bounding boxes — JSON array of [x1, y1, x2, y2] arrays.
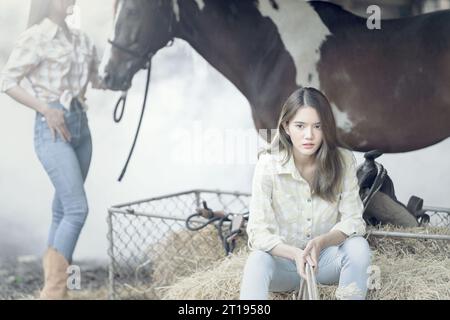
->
[[39, 18, 75, 41], [39, 18, 59, 40], [274, 150, 303, 180]]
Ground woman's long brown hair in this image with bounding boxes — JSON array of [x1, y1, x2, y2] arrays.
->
[[262, 87, 347, 202], [27, 0, 52, 28]]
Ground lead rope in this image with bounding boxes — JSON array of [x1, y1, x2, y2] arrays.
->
[[113, 91, 127, 123], [115, 63, 152, 182], [296, 263, 319, 300]]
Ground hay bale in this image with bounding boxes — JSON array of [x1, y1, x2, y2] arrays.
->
[[150, 225, 247, 289], [157, 248, 338, 300], [367, 226, 450, 258], [159, 226, 450, 300], [157, 248, 250, 300], [108, 225, 247, 299]]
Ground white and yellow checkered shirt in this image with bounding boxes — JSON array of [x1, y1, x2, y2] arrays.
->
[[0, 18, 102, 111], [247, 147, 366, 252]]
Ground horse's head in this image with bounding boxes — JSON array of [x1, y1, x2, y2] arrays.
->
[[103, 0, 176, 91]]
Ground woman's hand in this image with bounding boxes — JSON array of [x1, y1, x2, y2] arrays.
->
[[42, 106, 71, 142], [96, 80, 108, 90], [4, 86, 72, 142], [269, 243, 319, 279], [293, 249, 306, 279], [293, 247, 316, 280], [301, 237, 323, 276], [94, 76, 109, 90]]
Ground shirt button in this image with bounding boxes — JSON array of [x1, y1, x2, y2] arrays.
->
[[307, 218, 311, 222], [307, 198, 312, 203], [307, 234, 311, 238]]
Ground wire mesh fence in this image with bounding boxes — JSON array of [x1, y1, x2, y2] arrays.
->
[[106, 189, 251, 299], [106, 189, 450, 300], [424, 206, 450, 227]]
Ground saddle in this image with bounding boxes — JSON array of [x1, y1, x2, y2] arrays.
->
[[186, 201, 249, 255], [356, 150, 430, 226]]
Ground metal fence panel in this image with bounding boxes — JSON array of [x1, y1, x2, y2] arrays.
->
[[107, 189, 250, 299]]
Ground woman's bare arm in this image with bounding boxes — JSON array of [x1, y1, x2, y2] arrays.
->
[[5, 85, 71, 142], [270, 243, 302, 261], [316, 230, 348, 249], [6, 85, 49, 114], [270, 243, 317, 279]]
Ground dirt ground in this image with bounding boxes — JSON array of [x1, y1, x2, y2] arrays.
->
[[0, 256, 109, 300]]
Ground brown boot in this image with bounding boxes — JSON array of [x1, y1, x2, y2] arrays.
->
[[39, 248, 69, 300]]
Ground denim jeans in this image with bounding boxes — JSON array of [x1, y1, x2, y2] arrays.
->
[[240, 236, 372, 300], [34, 99, 92, 263]]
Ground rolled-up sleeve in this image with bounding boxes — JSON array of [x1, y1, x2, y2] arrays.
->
[[0, 31, 41, 93], [331, 151, 366, 238], [247, 156, 283, 252]]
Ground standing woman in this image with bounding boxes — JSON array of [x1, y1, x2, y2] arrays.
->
[[240, 87, 372, 300], [0, 0, 104, 299]]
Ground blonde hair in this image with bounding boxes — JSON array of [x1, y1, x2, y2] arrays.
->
[[27, 0, 52, 28]]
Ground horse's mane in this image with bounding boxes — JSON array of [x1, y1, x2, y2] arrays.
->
[[111, 0, 280, 18]]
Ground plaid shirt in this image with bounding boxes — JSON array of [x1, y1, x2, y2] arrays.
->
[[0, 18, 102, 111], [246, 147, 366, 252]]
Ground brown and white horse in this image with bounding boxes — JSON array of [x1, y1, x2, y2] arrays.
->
[[103, 0, 450, 153]]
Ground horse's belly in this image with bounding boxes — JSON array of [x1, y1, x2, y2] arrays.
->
[[259, 0, 331, 88]]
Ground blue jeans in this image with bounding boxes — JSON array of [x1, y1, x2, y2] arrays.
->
[[240, 236, 372, 300], [34, 99, 92, 263]]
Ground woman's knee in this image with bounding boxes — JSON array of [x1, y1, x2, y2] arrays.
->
[[64, 197, 89, 225], [341, 236, 372, 266], [244, 250, 276, 274], [240, 250, 274, 300]]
